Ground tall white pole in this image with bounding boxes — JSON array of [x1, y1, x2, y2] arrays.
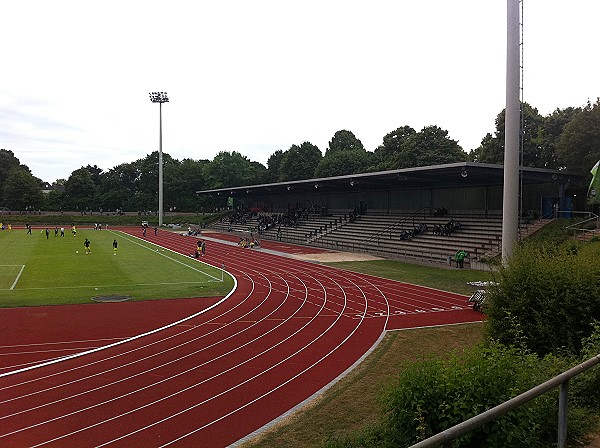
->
[[502, 0, 521, 264], [158, 102, 164, 227], [149, 92, 168, 228]]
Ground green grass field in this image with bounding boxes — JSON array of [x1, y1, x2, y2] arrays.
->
[[0, 229, 234, 307]]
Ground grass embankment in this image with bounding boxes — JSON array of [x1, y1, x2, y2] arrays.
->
[[241, 259, 490, 447], [243, 324, 484, 448], [327, 259, 493, 295]]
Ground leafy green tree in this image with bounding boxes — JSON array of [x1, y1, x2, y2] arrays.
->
[[203, 151, 267, 189], [535, 107, 582, 169], [326, 130, 364, 156], [136, 151, 177, 204], [278, 142, 322, 181], [314, 130, 370, 177], [45, 189, 64, 211], [266, 150, 285, 183], [370, 126, 416, 171], [63, 168, 99, 211], [314, 149, 371, 178], [469, 103, 548, 168], [164, 158, 210, 212], [0, 149, 29, 205], [390, 125, 466, 169], [2, 167, 45, 211], [469, 132, 504, 164], [100, 162, 138, 211], [556, 99, 600, 173], [83, 164, 104, 186]]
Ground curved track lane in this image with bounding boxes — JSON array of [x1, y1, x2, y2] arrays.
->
[[0, 229, 481, 447]]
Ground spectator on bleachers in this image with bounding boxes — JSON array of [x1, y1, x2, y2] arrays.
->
[[432, 218, 462, 236]]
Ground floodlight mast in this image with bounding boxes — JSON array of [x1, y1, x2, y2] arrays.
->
[[502, 0, 520, 264], [149, 92, 169, 227]]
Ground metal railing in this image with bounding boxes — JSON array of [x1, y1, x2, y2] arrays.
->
[[364, 208, 428, 246], [409, 354, 600, 448], [565, 212, 600, 241]]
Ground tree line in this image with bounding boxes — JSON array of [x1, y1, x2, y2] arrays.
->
[[1, 99, 599, 213]]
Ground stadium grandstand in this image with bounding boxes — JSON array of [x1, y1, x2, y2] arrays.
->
[[196, 162, 586, 269]]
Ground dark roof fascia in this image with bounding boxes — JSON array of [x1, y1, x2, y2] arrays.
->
[[195, 162, 585, 196]]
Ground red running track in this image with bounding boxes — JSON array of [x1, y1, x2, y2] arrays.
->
[[0, 228, 483, 447]]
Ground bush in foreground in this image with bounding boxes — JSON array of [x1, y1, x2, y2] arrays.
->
[[486, 241, 600, 357], [326, 342, 595, 448]]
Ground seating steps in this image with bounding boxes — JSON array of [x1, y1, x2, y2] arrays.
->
[[210, 210, 553, 268]]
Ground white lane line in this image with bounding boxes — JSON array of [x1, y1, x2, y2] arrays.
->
[[10, 265, 25, 290], [110, 231, 222, 282], [0, 273, 238, 379], [9, 281, 209, 291]]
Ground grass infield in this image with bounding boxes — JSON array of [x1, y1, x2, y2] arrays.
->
[[0, 228, 234, 307]]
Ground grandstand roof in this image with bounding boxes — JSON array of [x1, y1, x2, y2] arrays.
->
[[195, 162, 585, 197]]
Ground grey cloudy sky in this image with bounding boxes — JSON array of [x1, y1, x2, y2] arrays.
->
[[1, 1, 598, 183]]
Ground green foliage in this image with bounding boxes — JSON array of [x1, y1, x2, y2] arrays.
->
[[557, 98, 600, 173], [370, 126, 416, 172], [394, 345, 562, 447], [571, 321, 600, 410], [370, 125, 466, 171], [389, 125, 467, 169], [536, 106, 582, 169], [63, 167, 99, 211], [266, 149, 285, 182], [278, 141, 322, 181], [0, 212, 225, 228], [486, 241, 600, 357], [314, 149, 372, 178], [326, 130, 365, 156], [3, 167, 45, 210], [204, 151, 267, 188], [469, 103, 567, 169], [468, 132, 503, 164], [328, 343, 575, 448]]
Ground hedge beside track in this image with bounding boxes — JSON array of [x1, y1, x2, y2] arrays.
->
[[0, 211, 228, 227]]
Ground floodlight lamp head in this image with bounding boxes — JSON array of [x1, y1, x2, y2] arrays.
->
[[149, 91, 169, 103]]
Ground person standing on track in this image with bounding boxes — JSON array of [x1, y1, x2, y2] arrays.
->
[[201, 240, 206, 256]]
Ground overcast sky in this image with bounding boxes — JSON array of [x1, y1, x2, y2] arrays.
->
[[1, 1, 598, 183]]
